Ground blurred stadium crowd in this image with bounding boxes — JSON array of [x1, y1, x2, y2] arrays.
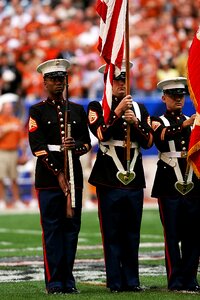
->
[[0, 0, 199, 210], [0, 0, 200, 104]]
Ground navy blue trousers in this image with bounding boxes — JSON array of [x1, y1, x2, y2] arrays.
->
[[38, 188, 82, 291], [97, 186, 143, 290], [158, 194, 200, 290]]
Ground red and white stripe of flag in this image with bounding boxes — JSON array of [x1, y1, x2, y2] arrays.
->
[[96, 0, 127, 123], [187, 27, 200, 178]]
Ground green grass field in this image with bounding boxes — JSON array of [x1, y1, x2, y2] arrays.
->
[[0, 208, 199, 299]]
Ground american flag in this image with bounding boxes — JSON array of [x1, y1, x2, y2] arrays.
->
[[96, 0, 127, 123], [187, 27, 200, 178]]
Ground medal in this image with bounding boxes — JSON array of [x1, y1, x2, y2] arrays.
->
[[116, 171, 135, 185], [174, 181, 194, 195]]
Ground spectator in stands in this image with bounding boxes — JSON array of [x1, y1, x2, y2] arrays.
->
[[174, 39, 193, 77], [81, 58, 103, 99], [68, 58, 84, 99], [0, 52, 22, 96], [10, 3, 31, 29], [20, 58, 45, 102], [133, 47, 158, 96], [156, 58, 180, 83], [0, 93, 27, 210], [53, 0, 78, 21], [57, 39, 76, 61]]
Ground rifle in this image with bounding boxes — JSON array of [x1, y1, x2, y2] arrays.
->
[[64, 74, 75, 218]]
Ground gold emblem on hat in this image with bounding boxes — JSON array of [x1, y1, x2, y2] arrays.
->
[[56, 60, 60, 65]]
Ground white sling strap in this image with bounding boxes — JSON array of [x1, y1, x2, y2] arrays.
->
[[99, 142, 139, 175], [159, 115, 193, 183], [99, 101, 141, 183], [132, 101, 141, 121]]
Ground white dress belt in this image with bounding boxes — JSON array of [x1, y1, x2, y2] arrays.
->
[[101, 139, 139, 148], [48, 144, 61, 152], [160, 151, 188, 158]]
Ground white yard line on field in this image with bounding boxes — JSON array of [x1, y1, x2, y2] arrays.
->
[[0, 228, 163, 240], [0, 242, 164, 253], [0, 228, 41, 235], [0, 258, 167, 283]]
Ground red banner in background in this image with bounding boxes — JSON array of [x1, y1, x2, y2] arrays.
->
[[187, 27, 200, 178]]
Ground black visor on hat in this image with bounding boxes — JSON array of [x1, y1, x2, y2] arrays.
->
[[114, 72, 126, 81], [44, 71, 67, 78], [164, 88, 187, 95]]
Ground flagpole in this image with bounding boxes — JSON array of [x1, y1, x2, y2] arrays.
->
[[125, 0, 131, 175]]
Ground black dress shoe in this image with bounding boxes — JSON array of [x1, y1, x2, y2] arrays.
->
[[110, 288, 121, 293], [64, 287, 80, 294], [47, 287, 63, 294], [169, 288, 182, 292], [123, 286, 143, 292], [185, 285, 200, 292], [169, 284, 183, 291]]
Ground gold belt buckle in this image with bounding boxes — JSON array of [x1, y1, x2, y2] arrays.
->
[[181, 151, 187, 158], [123, 141, 132, 148]]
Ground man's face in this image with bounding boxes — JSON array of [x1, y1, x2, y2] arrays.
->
[[162, 93, 185, 111], [112, 78, 126, 99], [1, 102, 14, 115], [44, 76, 66, 96]]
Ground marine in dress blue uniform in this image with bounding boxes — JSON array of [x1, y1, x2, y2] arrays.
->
[[87, 61, 153, 292], [28, 59, 91, 294], [151, 77, 200, 292]]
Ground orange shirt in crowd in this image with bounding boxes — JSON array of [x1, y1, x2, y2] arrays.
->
[[0, 115, 24, 150]]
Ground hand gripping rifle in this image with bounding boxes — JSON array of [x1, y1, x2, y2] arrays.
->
[[64, 74, 75, 218]]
